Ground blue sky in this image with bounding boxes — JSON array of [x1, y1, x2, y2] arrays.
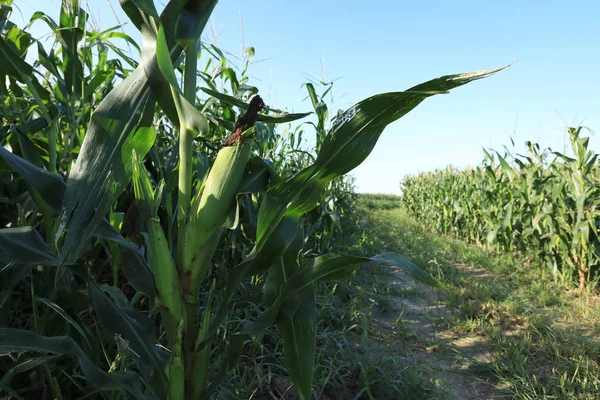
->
[[13, 0, 600, 193]]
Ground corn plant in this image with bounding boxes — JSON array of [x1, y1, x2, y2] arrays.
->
[[0, 0, 505, 398], [401, 126, 600, 290]]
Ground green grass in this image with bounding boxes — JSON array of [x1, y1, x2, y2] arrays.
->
[[335, 201, 600, 399], [357, 193, 402, 211]]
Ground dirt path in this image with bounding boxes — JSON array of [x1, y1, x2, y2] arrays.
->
[[360, 264, 510, 399], [325, 207, 600, 399]]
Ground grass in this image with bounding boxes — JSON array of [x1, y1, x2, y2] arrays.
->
[[356, 193, 402, 211], [333, 195, 600, 399]]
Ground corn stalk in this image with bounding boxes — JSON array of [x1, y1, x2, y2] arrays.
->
[[401, 126, 600, 290], [0, 0, 508, 398]]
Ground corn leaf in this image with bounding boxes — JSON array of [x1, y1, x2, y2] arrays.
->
[[119, 0, 154, 31], [160, 0, 217, 49], [0, 227, 58, 266], [195, 62, 491, 346], [139, 0, 217, 126], [92, 220, 157, 301], [266, 227, 315, 400], [0, 356, 56, 397], [150, 23, 208, 135], [255, 67, 510, 248], [0, 264, 31, 325], [0, 35, 35, 79], [0, 328, 148, 398], [69, 265, 168, 383], [0, 124, 156, 299], [0, 146, 65, 210], [279, 285, 315, 400], [174, 0, 217, 47], [56, 1, 219, 264], [58, 0, 85, 96], [57, 67, 156, 263], [35, 297, 91, 349], [200, 87, 312, 124]]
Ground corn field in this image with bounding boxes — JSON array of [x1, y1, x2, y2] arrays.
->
[[0, 0, 504, 398], [401, 127, 600, 289]]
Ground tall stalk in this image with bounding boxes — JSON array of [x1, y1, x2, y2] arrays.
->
[[176, 44, 198, 275]]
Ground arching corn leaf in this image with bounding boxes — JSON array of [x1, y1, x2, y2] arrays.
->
[[69, 265, 168, 383], [256, 66, 510, 247], [0, 328, 148, 398], [0, 227, 58, 266], [200, 87, 311, 124]]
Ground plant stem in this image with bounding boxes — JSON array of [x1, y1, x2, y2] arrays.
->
[[176, 43, 198, 275], [184, 44, 198, 104], [175, 41, 199, 400], [25, 78, 56, 173]]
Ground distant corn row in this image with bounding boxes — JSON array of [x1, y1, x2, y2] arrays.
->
[[358, 193, 402, 210], [401, 127, 600, 289]]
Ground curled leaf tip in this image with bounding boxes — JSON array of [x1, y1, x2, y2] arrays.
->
[[450, 62, 515, 81]]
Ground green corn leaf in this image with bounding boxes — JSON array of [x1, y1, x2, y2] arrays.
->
[[495, 152, 515, 181], [255, 66, 510, 248], [0, 36, 35, 79], [57, 95, 157, 262], [284, 252, 443, 299], [160, 0, 218, 49], [130, 0, 160, 21], [36, 43, 69, 99], [0, 146, 65, 210], [55, 0, 219, 264], [198, 250, 438, 393], [0, 356, 56, 397], [0, 328, 148, 398], [265, 226, 315, 400], [86, 27, 142, 53], [139, 0, 217, 127], [119, 0, 153, 31], [2, 112, 51, 140], [69, 266, 168, 384], [150, 23, 208, 135], [147, 217, 185, 346], [174, 0, 218, 48], [238, 157, 273, 194], [131, 150, 156, 220], [194, 217, 300, 352], [0, 227, 58, 266], [260, 252, 440, 332], [0, 145, 153, 294], [86, 220, 157, 301], [83, 70, 114, 101], [259, 113, 313, 124], [370, 252, 444, 288], [0, 264, 31, 325], [58, 0, 85, 96], [258, 252, 440, 333], [152, 25, 183, 95], [304, 83, 319, 107], [200, 87, 312, 124], [279, 285, 315, 400], [35, 297, 91, 349]]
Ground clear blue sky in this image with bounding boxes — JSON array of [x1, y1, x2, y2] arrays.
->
[[13, 0, 600, 193]]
